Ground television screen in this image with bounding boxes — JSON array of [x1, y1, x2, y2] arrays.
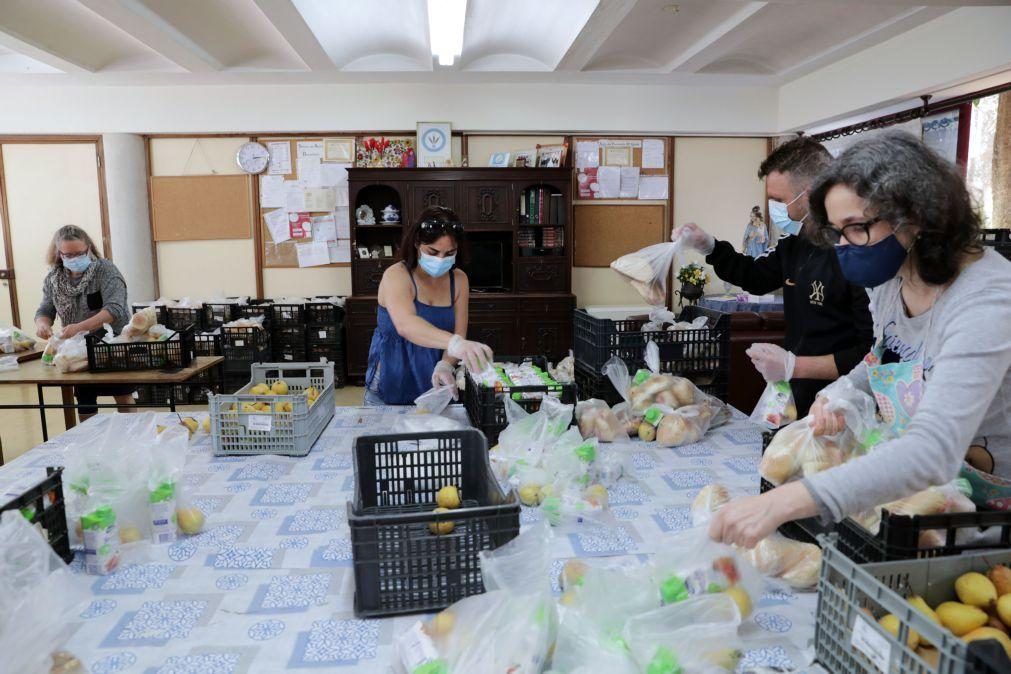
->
[[463, 240, 505, 290]]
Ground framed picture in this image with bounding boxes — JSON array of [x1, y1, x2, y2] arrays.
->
[[383, 245, 394, 258], [536, 143, 568, 168], [323, 137, 355, 163], [513, 149, 536, 167], [357, 246, 371, 259], [417, 122, 453, 167], [488, 152, 510, 167]]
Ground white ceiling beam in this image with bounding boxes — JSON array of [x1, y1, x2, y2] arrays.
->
[[555, 0, 639, 72], [251, 0, 334, 71], [0, 25, 95, 74], [663, 1, 767, 74], [77, 0, 223, 72]]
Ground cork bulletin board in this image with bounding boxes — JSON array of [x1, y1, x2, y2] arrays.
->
[[573, 203, 667, 267], [150, 175, 253, 241], [255, 136, 353, 269]]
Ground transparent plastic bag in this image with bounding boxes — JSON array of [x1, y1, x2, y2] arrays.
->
[[575, 399, 626, 443], [642, 307, 676, 333], [690, 483, 732, 527], [148, 425, 188, 545], [623, 594, 744, 673], [612, 401, 643, 438], [650, 527, 762, 614], [750, 380, 798, 430], [540, 395, 575, 439], [53, 333, 88, 373], [0, 326, 35, 353], [0, 356, 17, 371], [642, 402, 716, 448], [742, 532, 822, 590], [392, 413, 466, 435], [414, 386, 455, 415], [610, 239, 686, 307], [0, 512, 88, 674], [558, 564, 660, 636], [550, 605, 639, 674], [479, 521, 552, 595]]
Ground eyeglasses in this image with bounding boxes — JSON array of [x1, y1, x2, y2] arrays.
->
[[60, 250, 90, 259], [419, 219, 464, 237], [821, 217, 882, 246]]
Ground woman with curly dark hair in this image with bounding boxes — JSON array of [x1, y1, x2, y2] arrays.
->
[[710, 132, 1011, 548]]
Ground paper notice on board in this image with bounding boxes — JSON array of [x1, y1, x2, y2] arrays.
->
[[642, 139, 665, 169], [289, 212, 311, 239], [259, 175, 285, 208], [620, 167, 640, 198], [336, 207, 351, 238], [319, 163, 349, 187], [297, 141, 324, 160], [284, 180, 306, 212], [311, 214, 337, 242], [596, 166, 620, 199], [334, 188, 349, 208], [267, 142, 291, 175], [298, 156, 321, 187], [328, 240, 351, 263], [637, 175, 669, 200], [304, 187, 337, 211], [296, 241, 330, 268], [264, 209, 290, 244], [575, 141, 599, 169]]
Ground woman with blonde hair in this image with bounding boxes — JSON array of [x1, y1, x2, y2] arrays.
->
[[35, 225, 134, 420]]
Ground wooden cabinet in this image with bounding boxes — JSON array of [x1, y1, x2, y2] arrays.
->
[[345, 297, 379, 379], [352, 259, 394, 295], [516, 257, 567, 292], [410, 183, 456, 223], [463, 182, 512, 227]]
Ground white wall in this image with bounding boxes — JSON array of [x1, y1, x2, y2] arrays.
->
[[102, 134, 156, 302], [780, 6, 1011, 132], [0, 82, 778, 136]]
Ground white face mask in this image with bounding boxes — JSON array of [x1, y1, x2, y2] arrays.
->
[[769, 190, 807, 236]]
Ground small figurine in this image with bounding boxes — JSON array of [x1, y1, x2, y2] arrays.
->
[[355, 205, 376, 226], [743, 205, 771, 258], [381, 205, 400, 224]]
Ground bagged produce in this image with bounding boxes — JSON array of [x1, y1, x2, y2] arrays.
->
[[148, 425, 188, 545], [549, 605, 639, 674], [473, 359, 563, 401], [610, 238, 686, 306], [575, 398, 626, 443], [750, 380, 798, 430], [742, 533, 822, 590], [853, 479, 979, 549], [690, 483, 732, 526], [0, 511, 88, 674], [642, 402, 718, 448], [414, 386, 455, 415], [0, 326, 35, 353], [52, 333, 88, 373], [121, 306, 158, 338], [223, 316, 266, 330], [623, 594, 744, 673], [549, 352, 574, 385]]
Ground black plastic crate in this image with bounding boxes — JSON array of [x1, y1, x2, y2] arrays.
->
[[134, 384, 175, 406], [307, 323, 343, 345], [981, 228, 1011, 261], [236, 300, 274, 326], [203, 302, 241, 329], [193, 332, 222, 357], [131, 303, 168, 326], [86, 326, 195, 372], [222, 373, 249, 394], [0, 467, 73, 563], [306, 300, 345, 325], [165, 306, 205, 331], [222, 350, 269, 377], [272, 326, 307, 362], [271, 303, 305, 327], [222, 326, 270, 350], [573, 306, 730, 381], [464, 355, 576, 445], [348, 430, 520, 618]]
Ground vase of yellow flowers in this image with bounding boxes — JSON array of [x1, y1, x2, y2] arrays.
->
[[676, 262, 707, 306]]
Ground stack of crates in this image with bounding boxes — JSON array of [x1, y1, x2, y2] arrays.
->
[[305, 298, 346, 387], [271, 302, 308, 364], [222, 300, 272, 393], [182, 331, 223, 403]]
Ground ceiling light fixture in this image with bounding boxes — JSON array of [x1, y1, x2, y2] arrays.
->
[[428, 0, 467, 66]]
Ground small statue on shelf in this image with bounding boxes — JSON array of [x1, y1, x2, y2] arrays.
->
[[743, 205, 771, 258], [355, 205, 376, 226]]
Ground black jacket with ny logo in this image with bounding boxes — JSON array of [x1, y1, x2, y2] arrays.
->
[[706, 234, 874, 415]]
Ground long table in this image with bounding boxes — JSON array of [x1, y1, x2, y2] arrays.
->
[[0, 356, 224, 448], [0, 406, 821, 673]]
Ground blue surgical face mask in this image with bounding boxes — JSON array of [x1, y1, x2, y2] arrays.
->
[[769, 191, 807, 236], [61, 254, 93, 273], [834, 232, 908, 288], [419, 252, 456, 278]]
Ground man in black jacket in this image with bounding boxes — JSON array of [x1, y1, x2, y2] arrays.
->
[[673, 137, 873, 416]]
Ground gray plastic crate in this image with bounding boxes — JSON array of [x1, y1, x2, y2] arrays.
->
[[816, 536, 1011, 674], [209, 362, 335, 457]]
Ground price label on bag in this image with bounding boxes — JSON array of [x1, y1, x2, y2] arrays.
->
[[851, 614, 891, 672], [248, 415, 272, 432]]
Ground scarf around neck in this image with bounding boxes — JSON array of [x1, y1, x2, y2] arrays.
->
[[46, 258, 100, 325]]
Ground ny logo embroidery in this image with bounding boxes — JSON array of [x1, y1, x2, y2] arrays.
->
[[810, 280, 825, 304]]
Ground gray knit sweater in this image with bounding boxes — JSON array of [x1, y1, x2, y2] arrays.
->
[[35, 258, 130, 333]]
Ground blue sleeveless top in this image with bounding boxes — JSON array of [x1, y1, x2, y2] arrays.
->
[[365, 264, 456, 405]]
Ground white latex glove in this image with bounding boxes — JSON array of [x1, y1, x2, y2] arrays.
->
[[746, 343, 796, 383], [810, 396, 846, 437], [447, 334, 494, 373], [431, 360, 458, 399], [672, 222, 716, 256]]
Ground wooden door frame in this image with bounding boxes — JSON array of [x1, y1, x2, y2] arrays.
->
[[0, 135, 112, 327]]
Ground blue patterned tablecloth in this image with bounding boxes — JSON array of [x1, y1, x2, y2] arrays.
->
[[699, 296, 784, 314], [0, 406, 822, 674]]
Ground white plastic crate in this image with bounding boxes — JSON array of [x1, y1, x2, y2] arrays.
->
[[209, 362, 335, 457]]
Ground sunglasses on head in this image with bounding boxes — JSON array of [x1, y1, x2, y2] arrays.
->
[[419, 219, 464, 237]]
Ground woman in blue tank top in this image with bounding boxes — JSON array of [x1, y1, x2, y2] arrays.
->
[[364, 206, 494, 405]]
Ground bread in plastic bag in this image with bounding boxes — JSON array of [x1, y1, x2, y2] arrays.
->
[[122, 306, 158, 338], [0, 511, 88, 674], [623, 593, 744, 673], [576, 398, 626, 443], [750, 380, 798, 429], [53, 333, 88, 373], [610, 239, 686, 306], [690, 483, 732, 526], [742, 532, 822, 590]]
